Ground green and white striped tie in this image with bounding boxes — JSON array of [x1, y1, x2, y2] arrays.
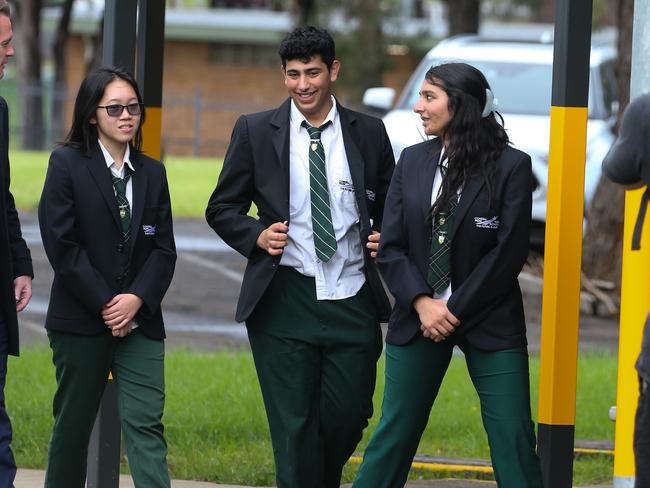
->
[[302, 121, 337, 262]]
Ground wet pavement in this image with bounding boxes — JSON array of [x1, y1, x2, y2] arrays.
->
[[17, 213, 621, 354]]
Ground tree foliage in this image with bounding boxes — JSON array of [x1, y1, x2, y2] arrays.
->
[[9, 0, 74, 150]]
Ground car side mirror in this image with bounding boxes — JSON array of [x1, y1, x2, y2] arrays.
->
[[362, 87, 396, 115]]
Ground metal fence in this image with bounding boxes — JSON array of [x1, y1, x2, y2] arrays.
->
[[3, 79, 273, 158]]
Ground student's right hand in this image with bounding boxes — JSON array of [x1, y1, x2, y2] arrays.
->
[[256, 221, 289, 256], [413, 295, 460, 342]]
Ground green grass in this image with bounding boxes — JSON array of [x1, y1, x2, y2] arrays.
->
[[6, 349, 616, 486], [7, 150, 224, 219]]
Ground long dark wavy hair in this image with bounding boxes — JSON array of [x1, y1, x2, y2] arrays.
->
[[426, 62, 509, 222], [63, 67, 145, 155]]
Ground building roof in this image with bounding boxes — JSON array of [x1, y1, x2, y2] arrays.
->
[[44, 6, 292, 45]]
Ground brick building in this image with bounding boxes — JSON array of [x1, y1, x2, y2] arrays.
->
[[63, 7, 419, 157]]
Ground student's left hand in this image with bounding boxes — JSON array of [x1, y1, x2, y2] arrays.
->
[[367, 231, 380, 259], [102, 294, 143, 332]]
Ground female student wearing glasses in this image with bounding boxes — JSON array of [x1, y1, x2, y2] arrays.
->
[[38, 67, 176, 488], [353, 62, 543, 487]]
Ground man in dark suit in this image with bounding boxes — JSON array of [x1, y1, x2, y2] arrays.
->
[[0, 1, 33, 485], [206, 26, 394, 488]]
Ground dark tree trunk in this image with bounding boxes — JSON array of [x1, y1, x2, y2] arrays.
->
[[354, 0, 382, 89], [86, 13, 104, 74], [614, 0, 633, 121], [293, 0, 316, 25], [443, 0, 480, 35], [15, 0, 44, 150], [414, 0, 425, 18], [581, 0, 634, 287], [52, 0, 75, 144], [339, 0, 383, 106], [536, 0, 555, 23]]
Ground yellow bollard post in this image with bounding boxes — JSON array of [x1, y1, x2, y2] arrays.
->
[[614, 188, 650, 486]]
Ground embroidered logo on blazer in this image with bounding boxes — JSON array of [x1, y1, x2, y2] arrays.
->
[[338, 179, 355, 193], [474, 216, 500, 229], [365, 189, 376, 202], [142, 225, 157, 236]]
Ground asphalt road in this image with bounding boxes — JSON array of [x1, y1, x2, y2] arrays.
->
[[16, 212, 620, 354]]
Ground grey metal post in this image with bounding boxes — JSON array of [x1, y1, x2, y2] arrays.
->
[[102, 0, 137, 72]]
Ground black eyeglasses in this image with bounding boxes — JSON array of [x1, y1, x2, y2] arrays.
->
[[96, 103, 143, 117]]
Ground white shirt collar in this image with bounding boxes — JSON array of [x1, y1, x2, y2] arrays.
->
[[290, 95, 337, 131], [97, 139, 135, 174]]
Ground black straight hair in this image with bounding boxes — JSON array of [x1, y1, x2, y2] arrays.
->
[[63, 67, 145, 156], [278, 26, 335, 70], [425, 62, 509, 221]]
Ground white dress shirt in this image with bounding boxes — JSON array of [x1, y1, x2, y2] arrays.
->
[[280, 98, 365, 300], [98, 139, 136, 210]]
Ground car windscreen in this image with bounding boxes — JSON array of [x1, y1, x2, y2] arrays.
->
[[399, 59, 553, 116]]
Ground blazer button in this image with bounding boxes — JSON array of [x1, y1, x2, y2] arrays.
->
[[117, 243, 124, 253], [116, 275, 123, 283]]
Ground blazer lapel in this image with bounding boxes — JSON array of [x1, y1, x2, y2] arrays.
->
[[452, 174, 484, 236], [129, 154, 148, 250], [419, 139, 442, 218], [270, 99, 291, 205], [338, 105, 367, 221], [85, 145, 121, 231]]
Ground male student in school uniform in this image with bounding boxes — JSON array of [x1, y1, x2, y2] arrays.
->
[[206, 25, 395, 488]]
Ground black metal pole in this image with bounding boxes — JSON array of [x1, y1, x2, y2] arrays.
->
[[87, 1, 139, 486], [136, 0, 166, 160], [102, 0, 137, 72]]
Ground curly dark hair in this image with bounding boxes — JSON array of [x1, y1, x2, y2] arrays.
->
[[425, 62, 509, 222], [278, 26, 335, 70]]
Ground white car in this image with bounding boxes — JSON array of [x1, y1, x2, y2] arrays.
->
[[364, 34, 619, 247]]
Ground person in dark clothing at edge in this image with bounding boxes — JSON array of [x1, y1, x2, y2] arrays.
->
[[602, 92, 650, 488], [0, 2, 34, 485], [205, 26, 394, 488]]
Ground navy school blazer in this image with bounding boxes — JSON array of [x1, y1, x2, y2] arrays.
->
[[377, 138, 533, 350], [205, 98, 395, 323], [38, 143, 176, 339]]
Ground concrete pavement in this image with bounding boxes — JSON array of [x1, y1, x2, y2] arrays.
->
[[14, 469, 612, 488]]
